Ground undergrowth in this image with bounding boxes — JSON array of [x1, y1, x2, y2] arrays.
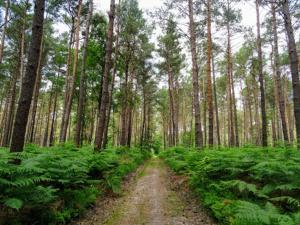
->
[[160, 147, 300, 225], [0, 144, 150, 225]]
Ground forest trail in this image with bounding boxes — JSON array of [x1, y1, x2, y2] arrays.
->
[[75, 158, 215, 225]]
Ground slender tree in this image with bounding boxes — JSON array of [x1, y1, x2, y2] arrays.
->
[[271, 3, 289, 145], [75, 0, 93, 146], [188, 0, 203, 148], [206, 0, 214, 146], [255, 0, 267, 146], [60, 0, 83, 143]]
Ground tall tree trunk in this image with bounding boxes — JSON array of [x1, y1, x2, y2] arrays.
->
[[255, 0, 267, 146], [0, 0, 10, 63], [272, 3, 289, 145], [10, 0, 45, 153], [206, 0, 214, 146], [212, 54, 220, 146], [188, 0, 203, 148], [168, 63, 176, 146], [226, 15, 234, 147], [246, 78, 254, 143], [75, 0, 93, 146], [120, 59, 130, 146], [231, 67, 239, 146], [103, 4, 121, 148], [60, 0, 82, 143], [94, 0, 116, 150], [27, 38, 44, 143], [60, 19, 75, 142], [281, 0, 300, 149]]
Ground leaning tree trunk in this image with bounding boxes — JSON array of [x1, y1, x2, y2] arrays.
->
[[94, 0, 116, 150], [255, 0, 267, 147], [206, 0, 214, 147], [281, 0, 300, 149], [188, 0, 203, 148], [75, 0, 93, 147], [10, 0, 45, 153]]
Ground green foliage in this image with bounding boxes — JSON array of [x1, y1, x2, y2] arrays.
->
[[160, 147, 300, 225], [0, 145, 149, 224]]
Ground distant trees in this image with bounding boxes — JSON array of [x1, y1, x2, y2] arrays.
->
[[0, 0, 298, 152], [158, 17, 184, 147]]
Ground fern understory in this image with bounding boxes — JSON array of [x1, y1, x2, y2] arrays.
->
[[0, 144, 150, 225], [160, 147, 300, 225]]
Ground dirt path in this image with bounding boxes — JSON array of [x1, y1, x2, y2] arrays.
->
[[75, 158, 215, 225]]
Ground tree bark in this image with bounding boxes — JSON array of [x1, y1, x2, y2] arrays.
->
[[212, 54, 220, 146], [27, 37, 44, 143], [226, 14, 234, 147], [188, 0, 203, 148], [75, 0, 93, 147], [103, 4, 121, 148], [255, 0, 267, 147], [94, 0, 116, 150], [60, 0, 82, 143], [281, 0, 300, 149], [60, 19, 75, 142], [272, 3, 289, 145], [206, 0, 214, 146], [10, 0, 45, 153], [43, 91, 53, 146]]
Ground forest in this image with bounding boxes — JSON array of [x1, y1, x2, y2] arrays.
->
[[0, 0, 300, 224]]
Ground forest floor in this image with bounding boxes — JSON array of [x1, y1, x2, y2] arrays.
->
[[74, 157, 215, 225]]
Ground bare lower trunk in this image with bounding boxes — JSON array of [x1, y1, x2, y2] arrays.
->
[[10, 0, 45, 153], [75, 0, 93, 147], [255, 0, 267, 147], [60, 0, 82, 143], [281, 0, 300, 149], [226, 18, 234, 147], [272, 3, 289, 145], [206, 0, 214, 146], [43, 91, 53, 146], [94, 0, 116, 150], [60, 20, 75, 142], [27, 38, 44, 143], [188, 0, 203, 148], [212, 54, 220, 146]]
